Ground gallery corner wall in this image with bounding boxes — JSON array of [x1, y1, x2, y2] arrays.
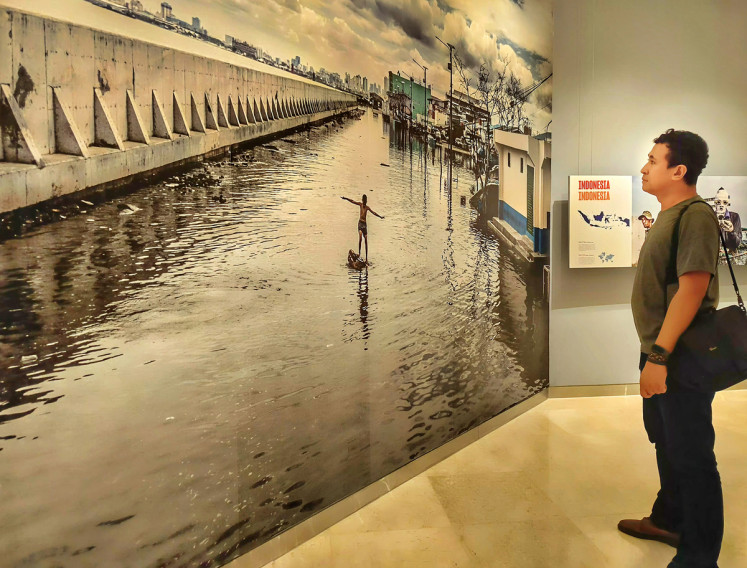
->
[[550, 0, 747, 387]]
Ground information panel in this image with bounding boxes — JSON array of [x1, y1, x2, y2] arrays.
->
[[569, 175, 632, 268]]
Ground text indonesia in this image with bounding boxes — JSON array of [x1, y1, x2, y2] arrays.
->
[[578, 179, 611, 200]]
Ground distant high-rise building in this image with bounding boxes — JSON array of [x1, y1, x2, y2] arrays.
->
[[292, 56, 301, 69], [192, 17, 201, 32], [384, 76, 389, 92], [225, 35, 234, 48], [363, 77, 368, 92], [160, 2, 172, 19]]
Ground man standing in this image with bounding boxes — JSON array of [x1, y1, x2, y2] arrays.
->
[[619, 129, 722, 568]]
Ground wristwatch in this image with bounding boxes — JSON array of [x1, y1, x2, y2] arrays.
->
[[647, 344, 670, 366]]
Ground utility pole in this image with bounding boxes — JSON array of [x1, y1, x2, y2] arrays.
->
[[412, 58, 428, 138], [436, 36, 455, 188]]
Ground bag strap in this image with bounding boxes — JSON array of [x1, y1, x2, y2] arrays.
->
[[667, 199, 745, 313], [719, 224, 746, 313]]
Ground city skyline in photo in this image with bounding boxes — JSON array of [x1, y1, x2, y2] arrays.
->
[[159, 0, 553, 131]]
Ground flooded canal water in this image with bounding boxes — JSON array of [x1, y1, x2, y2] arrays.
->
[[0, 110, 547, 567]]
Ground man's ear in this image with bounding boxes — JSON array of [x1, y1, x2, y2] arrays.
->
[[671, 164, 688, 182]]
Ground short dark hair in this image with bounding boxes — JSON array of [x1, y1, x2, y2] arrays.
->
[[362, 194, 367, 204], [653, 129, 709, 186]]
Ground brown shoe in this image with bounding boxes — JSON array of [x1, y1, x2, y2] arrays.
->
[[617, 517, 680, 548]]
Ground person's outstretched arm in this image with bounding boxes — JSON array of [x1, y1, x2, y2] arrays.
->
[[341, 196, 361, 205], [368, 207, 385, 219]]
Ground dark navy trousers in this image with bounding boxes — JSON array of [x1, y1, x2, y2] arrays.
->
[[639, 353, 723, 568]]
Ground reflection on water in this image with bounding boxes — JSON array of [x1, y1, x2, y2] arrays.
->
[[0, 110, 547, 566]]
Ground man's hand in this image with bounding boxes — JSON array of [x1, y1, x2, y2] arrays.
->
[[640, 361, 668, 398], [720, 219, 734, 232]]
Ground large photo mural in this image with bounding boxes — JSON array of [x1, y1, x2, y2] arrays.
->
[[0, 0, 552, 566]]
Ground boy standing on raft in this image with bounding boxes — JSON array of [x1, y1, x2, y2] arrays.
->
[[341, 194, 384, 262]]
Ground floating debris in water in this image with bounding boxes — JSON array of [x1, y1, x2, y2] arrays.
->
[[117, 203, 141, 215], [21, 355, 38, 365], [380, 163, 390, 167], [97, 515, 135, 527]]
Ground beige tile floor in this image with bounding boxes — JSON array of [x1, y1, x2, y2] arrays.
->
[[243, 391, 747, 568]]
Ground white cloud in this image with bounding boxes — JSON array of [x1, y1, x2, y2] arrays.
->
[[165, 0, 551, 106]]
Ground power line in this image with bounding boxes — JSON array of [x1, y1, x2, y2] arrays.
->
[[519, 72, 553, 99]]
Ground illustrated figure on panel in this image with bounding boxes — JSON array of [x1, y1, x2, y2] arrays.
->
[[622, 129, 724, 568], [632, 210, 655, 266], [341, 194, 384, 266], [710, 187, 742, 252]]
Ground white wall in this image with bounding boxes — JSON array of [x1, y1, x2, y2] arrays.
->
[[551, 0, 747, 386], [502, 147, 530, 218]]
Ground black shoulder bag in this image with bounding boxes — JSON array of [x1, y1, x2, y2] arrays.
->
[[666, 200, 747, 392]]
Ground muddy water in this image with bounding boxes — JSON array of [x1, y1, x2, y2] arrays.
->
[[0, 110, 547, 567]]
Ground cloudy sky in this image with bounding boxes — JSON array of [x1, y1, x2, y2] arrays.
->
[[156, 0, 552, 130]]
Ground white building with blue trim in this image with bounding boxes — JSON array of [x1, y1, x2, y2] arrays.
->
[[492, 129, 551, 258]]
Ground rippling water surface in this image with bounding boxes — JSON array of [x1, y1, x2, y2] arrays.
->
[[0, 110, 547, 567]]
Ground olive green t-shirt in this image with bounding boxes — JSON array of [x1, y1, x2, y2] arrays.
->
[[631, 195, 720, 354]]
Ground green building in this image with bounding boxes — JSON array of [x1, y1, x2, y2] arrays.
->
[[388, 72, 431, 122]]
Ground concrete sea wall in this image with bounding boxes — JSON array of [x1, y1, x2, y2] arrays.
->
[[0, 8, 357, 215]]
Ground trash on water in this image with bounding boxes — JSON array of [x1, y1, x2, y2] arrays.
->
[[21, 355, 38, 365], [164, 416, 175, 424], [118, 204, 141, 215]]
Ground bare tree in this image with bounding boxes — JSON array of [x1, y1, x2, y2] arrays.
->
[[474, 61, 509, 191], [503, 73, 530, 132], [454, 52, 534, 191], [453, 54, 482, 185]]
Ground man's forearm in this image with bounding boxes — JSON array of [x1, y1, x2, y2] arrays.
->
[[655, 288, 704, 352]]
